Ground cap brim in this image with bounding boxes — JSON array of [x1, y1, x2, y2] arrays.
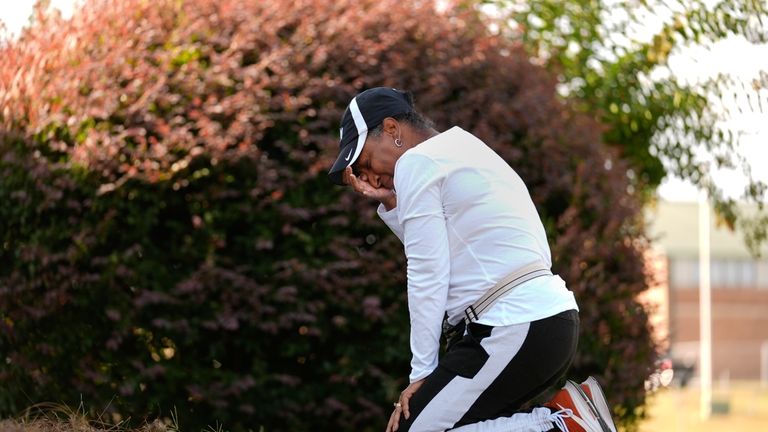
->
[[328, 118, 368, 185], [328, 141, 358, 185]]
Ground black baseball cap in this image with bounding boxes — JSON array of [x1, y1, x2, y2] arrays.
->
[[328, 87, 414, 185]]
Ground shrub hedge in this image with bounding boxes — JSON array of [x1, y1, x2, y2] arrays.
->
[[0, 0, 658, 430]]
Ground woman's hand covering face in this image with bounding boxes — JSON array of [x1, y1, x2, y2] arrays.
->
[[343, 166, 397, 210]]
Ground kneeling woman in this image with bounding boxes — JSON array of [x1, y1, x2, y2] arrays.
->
[[328, 87, 616, 432]]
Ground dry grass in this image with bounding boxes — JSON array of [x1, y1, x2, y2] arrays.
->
[[639, 380, 768, 432], [0, 402, 185, 432], [0, 419, 174, 432]]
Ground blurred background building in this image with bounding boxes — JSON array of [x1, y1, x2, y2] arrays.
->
[[647, 200, 768, 383]]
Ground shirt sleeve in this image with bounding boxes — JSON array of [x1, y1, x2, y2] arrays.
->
[[377, 204, 404, 243], [395, 154, 451, 383]]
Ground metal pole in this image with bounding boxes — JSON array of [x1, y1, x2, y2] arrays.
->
[[699, 189, 712, 420]]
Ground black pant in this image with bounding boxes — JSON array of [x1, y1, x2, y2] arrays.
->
[[396, 310, 579, 431]]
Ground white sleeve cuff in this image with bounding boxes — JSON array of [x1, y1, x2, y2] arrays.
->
[[377, 203, 404, 243], [409, 363, 436, 383]]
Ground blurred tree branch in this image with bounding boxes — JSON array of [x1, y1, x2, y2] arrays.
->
[[489, 0, 768, 255]]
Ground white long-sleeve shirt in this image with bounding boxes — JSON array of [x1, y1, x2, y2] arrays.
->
[[377, 126, 578, 383]]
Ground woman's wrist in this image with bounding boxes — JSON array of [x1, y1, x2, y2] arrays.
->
[[381, 192, 397, 211]]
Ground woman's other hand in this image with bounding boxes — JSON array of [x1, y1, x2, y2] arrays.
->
[[343, 166, 397, 210], [385, 378, 426, 432]]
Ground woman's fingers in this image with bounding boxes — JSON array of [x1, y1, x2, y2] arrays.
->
[[343, 167, 361, 191], [399, 391, 413, 420], [386, 406, 401, 432], [388, 378, 427, 431], [344, 167, 394, 203], [402, 394, 410, 420], [400, 379, 425, 420], [393, 408, 401, 431], [344, 167, 370, 196]]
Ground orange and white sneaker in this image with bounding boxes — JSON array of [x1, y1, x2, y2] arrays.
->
[[544, 380, 606, 432], [577, 377, 617, 432]]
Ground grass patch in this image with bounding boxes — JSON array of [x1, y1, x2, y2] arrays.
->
[[639, 380, 768, 432], [0, 402, 227, 432]]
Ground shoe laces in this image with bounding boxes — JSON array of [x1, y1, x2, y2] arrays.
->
[[548, 407, 574, 432]]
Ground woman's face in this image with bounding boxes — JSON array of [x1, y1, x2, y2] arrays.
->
[[353, 134, 397, 191]]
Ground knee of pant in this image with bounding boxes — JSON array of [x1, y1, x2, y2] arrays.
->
[[395, 413, 413, 432]]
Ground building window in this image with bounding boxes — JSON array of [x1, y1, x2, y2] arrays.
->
[[669, 258, 698, 288], [669, 258, 767, 290], [758, 261, 768, 290]]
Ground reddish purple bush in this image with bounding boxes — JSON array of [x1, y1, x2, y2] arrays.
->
[[0, 0, 658, 430]]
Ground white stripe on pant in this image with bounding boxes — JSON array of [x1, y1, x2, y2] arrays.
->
[[401, 313, 579, 432]]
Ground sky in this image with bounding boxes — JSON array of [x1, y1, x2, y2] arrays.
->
[[1, 0, 766, 202]]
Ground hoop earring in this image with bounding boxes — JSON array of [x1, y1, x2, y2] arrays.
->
[[394, 138, 403, 147]]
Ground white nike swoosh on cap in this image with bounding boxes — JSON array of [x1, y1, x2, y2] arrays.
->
[[344, 148, 353, 161]]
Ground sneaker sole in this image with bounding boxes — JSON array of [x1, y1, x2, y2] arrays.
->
[[562, 381, 607, 432], [583, 377, 618, 432], [567, 380, 613, 432]]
